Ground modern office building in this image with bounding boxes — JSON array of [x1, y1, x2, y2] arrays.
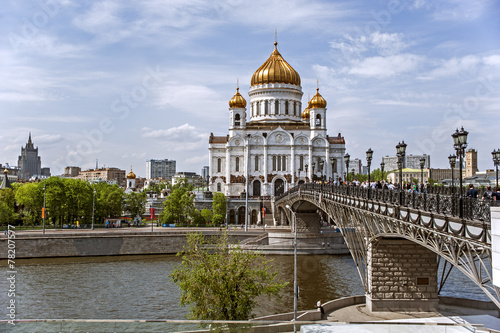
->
[[146, 159, 176, 180]]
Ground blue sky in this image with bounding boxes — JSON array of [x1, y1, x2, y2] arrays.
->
[[1, 0, 499, 177]]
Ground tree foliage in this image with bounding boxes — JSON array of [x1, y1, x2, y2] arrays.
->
[[170, 232, 287, 323], [160, 178, 195, 224], [212, 192, 227, 226], [123, 191, 147, 219]]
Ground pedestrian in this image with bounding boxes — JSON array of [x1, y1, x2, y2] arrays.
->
[[466, 184, 478, 198], [493, 187, 500, 201], [482, 186, 493, 201], [317, 300, 325, 314]]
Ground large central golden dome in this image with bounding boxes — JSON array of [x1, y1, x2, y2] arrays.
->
[[251, 42, 301, 86]]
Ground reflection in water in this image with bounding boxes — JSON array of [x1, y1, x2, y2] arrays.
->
[[0, 253, 490, 320]]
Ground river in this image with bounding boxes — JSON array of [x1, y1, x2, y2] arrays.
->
[[0, 253, 489, 323]]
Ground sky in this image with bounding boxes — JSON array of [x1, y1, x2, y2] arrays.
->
[[1, 0, 499, 177]]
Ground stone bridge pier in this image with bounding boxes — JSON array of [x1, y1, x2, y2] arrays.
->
[[367, 237, 438, 312], [294, 212, 321, 234]]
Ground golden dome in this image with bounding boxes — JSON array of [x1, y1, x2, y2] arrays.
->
[[127, 169, 136, 179], [301, 101, 311, 120], [229, 87, 247, 108], [310, 88, 327, 108], [251, 42, 301, 86]]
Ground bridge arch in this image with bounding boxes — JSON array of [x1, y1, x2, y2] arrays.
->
[[275, 184, 500, 309]]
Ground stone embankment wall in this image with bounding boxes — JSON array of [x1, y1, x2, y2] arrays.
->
[[0, 230, 261, 259]]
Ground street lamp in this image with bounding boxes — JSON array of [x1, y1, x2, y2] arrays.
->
[[419, 157, 426, 190], [380, 162, 385, 182], [396, 141, 407, 202], [285, 204, 298, 333], [92, 188, 96, 230], [305, 164, 308, 183], [344, 153, 350, 182], [492, 149, 500, 188], [449, 154, 456, 193], [330, 157, 336, 183], [42, 184, 46, 235], [312, 162, 316, 182], [319, 160, 325, 183], [366, 148, 373, 185], [452, 127, 468, 218]]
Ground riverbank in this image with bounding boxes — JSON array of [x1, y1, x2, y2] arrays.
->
[[0, 226, 349, 258]]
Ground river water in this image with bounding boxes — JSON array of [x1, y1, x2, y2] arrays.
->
[[0, 253, 489, 321]]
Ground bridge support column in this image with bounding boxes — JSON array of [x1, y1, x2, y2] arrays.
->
[[367, 237, 438, 312], [295, 213, 321, 234]]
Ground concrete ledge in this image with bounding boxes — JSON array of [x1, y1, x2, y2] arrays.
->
[[366, 295, 439, 312]]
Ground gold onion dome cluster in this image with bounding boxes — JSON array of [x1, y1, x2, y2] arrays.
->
[[310, 87, 327, 108], [229, 87, 247, 108], [127, 170, 136, 179], [251, 42, 301, 86], [301, 101, 311, 119]]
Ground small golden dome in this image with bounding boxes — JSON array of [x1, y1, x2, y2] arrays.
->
[[310, 88, 327, 108], [127, 169, 136, 179], [3, 169, 8, 174], [251, 42, 301, 86], [229, 87, 247, 108], [301, 101, 311, 120]]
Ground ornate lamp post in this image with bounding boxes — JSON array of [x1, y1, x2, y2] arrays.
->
[[366, 148, 373, 198], [492, 149, 500, 188], [330, 157, 336, 183], [344, 153, 350, 182], [92, 188, 96, 230], [312, 162, 316, 182], [396, 141, 407, 203], [305, 164, 308, 183], [319, 160, 325, 183], [42, 184, 46, 235], [419, 157, 426, 190], [448, 154, 456, 192], [285, 205, 298, 333], [452, 127, 468, 218], [380, 162, 385, 182]]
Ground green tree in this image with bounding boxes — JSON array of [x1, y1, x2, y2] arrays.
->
[[15, 182, 43, 225], [212, 192, 227, 226], [200, 208, 212, 224], [0, 188, 16, 225], [160, 179, 195, 224], [171, 232, 287, 324], [124, 191, 146, 220]]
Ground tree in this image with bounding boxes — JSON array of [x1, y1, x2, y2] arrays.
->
[[160, 179, 195, 224], [0, 188, 16, 225], [123, 191, 146, 220], [15, 182, 42, 225], [212, 192, 227, 226], [200, 208, 212, 224], [170, 232, 287, 325]]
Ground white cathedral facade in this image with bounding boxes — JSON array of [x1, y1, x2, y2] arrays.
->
[[208, 41, 346, 200]]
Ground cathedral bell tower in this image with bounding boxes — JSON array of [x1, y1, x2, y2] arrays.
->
[[228, 87, 247, 133]]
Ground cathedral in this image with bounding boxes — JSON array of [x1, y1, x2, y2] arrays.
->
[[208, 41, 346, 202]]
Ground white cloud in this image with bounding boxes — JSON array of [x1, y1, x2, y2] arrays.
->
[[142, 123, 206, 143], [348, 54, 423, 78], [408, 0, 493, 21], [418, 55, 500, 80], [330, 32, 409, 60]]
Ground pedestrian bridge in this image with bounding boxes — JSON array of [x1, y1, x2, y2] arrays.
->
[[274, 183, 499, 311]]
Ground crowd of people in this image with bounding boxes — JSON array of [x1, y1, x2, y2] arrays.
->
[[315, 177, 431, 194]]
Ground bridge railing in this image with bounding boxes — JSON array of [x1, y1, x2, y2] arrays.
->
[[278, 183, 497, 222]]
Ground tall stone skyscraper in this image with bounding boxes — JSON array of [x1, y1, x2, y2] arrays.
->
[[18, 133, 42, 180]]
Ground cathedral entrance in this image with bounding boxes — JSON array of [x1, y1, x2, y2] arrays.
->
[[251, 210, 257, 225], [229, 210, 235, 224], [274, 179, 285, 197], [238, 206, 246, 225], [252, 181, 261, 197]]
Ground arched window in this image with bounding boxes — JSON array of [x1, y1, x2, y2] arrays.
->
[[235, 157, 240, 172], [275, 100, 279, 114], [293, 102, 297, 116], [234, 113, 240, 126], [265, 100, 268, 115], [316, 114, 321, 126], [217, 158, 222, 173], [255, 155, 259, 171], [256, 101, 260, 116], [217, 183, 221, 192], [285, 101, 289, 115], [299, 155, 304, 171]]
